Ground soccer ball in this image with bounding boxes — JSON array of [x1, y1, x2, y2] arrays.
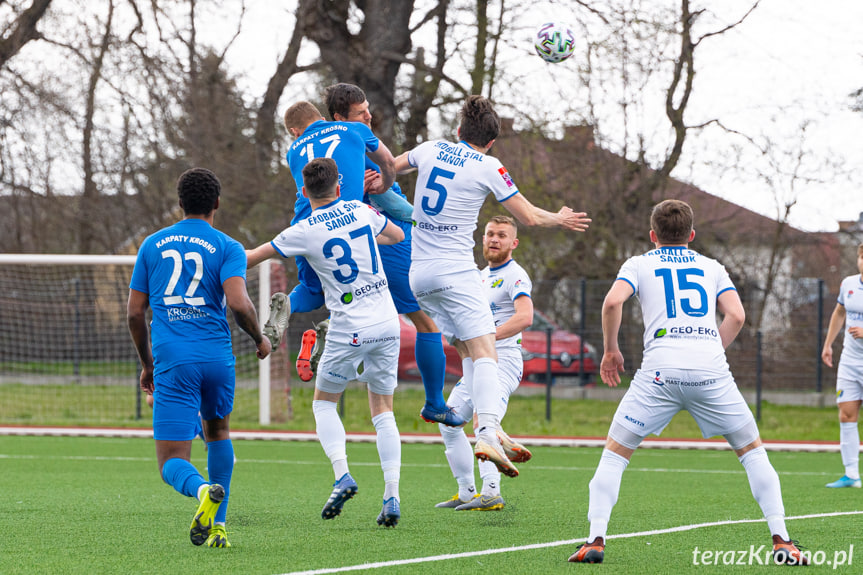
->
[[534, 22, 575, 63]]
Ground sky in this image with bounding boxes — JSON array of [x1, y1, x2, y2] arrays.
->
[[210, 0, 863, 233]]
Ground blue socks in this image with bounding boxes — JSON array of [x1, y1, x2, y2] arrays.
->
[[416, 331, 446, 409], [288, 283, 325, 314], [207, 439, 234, 524], [161, 457, 206, 499]]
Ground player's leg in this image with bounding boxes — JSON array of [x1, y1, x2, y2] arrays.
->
[[198, 360, 236, 548], [827, 373, 862, 487], [494, 349, 531, 463], [153, 364, 224, 546], [437, 375, 478, 508]]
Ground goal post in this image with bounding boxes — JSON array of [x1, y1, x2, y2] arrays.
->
[[0, 254, 279, 426]]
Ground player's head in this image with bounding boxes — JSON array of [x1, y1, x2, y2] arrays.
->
[[458, 95, 500, 149], [857, 243, 863, 272], [650, 199, 694, 246], [284, 101, 324, 138], [483, 215, 519, 265], [325, 83, 371, 126], [177, 168, 220, 216], [302, 158, 340, 201]]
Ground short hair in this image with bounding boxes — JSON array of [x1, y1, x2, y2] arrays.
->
[[302, 158, 339, 200], [324, 83, 366, 120], [487, 214, 518, 234], [459, 95, 500, 147], [650, 199, 693, 244], [283, 101, 322, 132], [177, 168, 220, 215], [857, 243, 863, 256]]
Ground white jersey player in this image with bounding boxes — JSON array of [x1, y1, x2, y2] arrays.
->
[[246, 158, 405, 528], [436, 216, 534, 511], [386, 95, 590, 478], [569, 199, 808, 566], [821, 244, 863, 489]]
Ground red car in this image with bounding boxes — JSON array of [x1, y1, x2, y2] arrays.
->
[[397, 311, 598, 385]]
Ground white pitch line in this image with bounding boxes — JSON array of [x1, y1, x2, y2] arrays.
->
[[275, 510, 863, 575]]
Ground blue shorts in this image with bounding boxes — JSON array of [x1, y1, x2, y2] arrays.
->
[[153, 359, 235, 441], [296, 255, 324, 296], [379, 223, 420, 314]]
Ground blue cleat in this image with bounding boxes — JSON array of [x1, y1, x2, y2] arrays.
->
[[376, 497, 400, 527], [321, 473, 358, 519], [420, 403, 466, 427], [825, 475, 862, 488]]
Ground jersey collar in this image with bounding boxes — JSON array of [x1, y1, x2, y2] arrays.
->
[[489, 259, 514, 272], [313, 198, 341, 211]]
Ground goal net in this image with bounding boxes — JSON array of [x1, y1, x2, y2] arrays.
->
[[0, 254, 292, 427]]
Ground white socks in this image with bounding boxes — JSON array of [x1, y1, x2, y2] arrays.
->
[[440, 423, 476, 496], [739, 447, 788, 540], [587, 449, 629, 542], [313, 400, 349, 480], [472, 358, 500, 437], [479, 460, 501, 496], [839, 421, 860, 479], [373, 411, 401, 501]]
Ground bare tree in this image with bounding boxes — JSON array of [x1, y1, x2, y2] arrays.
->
[[0, 0, 52, 69]]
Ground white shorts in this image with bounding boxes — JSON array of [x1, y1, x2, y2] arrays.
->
[[611, 368, 756, 439], [315, 316, 400, 396], [446, 348, 523, 422], [836, 361, 863, 403], [409, 262, 495, 341]]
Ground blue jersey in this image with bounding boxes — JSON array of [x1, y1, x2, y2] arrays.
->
[[129, 218, 247, 375], [287, 120, 380, 224]]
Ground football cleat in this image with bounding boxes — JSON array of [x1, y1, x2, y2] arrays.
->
[[474, 436, 518, 478], [296, 329, 317, 382], [569, 537, 605, 563], [376, 497, 400, 527], [497, 429, 532, 463], [309, 318, 329, 376], [190, 484, 225, 546], [263, 292, 291, 348], [435, 494, 476, 509], [825, 475, 861, 488], [772, 536, 810, 566], [420, 402, 466, 427], [455, 494, 505, 511], [321, 473, 358, 520], [205, 524, 231, 548]]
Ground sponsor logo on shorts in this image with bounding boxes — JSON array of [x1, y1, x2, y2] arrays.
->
[[663, 377, 717, 387], [653, 371, 664, 386], [414, 285, 453, 298], [624, 414, 645, 428], [360, 335, 398, 345], [327, 370, 348, 381], [838, 389, 844, 398], [350, 333, 360, 347]]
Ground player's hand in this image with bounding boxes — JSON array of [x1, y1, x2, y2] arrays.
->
[[257, 335, 273, 360], [849, 327, 863, 339], [600, 350, 624, 387], [558, 207, 591, 232], [139, 365, 154, 394], [821, 347, 834, 368], [364, 169, 386, 195]]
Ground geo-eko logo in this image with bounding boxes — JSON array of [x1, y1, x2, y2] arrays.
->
[[654, 328, 667, 338]]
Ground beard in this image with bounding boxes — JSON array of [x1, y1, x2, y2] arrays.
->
[[483, 246, 510, 266]]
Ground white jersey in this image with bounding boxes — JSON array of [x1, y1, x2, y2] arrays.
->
[[407, 140, 520, 270], [481, 259, 532, 350], [270, 199, 397, 333], [617, 246, 736, 373], [837, 274, 863, 368]]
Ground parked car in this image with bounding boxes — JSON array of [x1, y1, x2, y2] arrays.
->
[[397, 311, 598, 385]]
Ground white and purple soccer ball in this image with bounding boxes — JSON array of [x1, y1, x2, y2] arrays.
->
[[534, 22, 575, 63]]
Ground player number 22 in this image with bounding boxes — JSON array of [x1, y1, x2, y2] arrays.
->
[[322, 225, 379, 284], [161, 249, 206, 306], [654, 267, 708, 318]]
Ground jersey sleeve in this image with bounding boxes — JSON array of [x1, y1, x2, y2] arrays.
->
[[838, 278, 848, 306], [616, 256, 639, 294], [220, 239, 247, 284], [129, 238, 152, 293], [485, 157, 520, 202], [271, 225, 307, 259], [715, 263, 736, 297], [364, 204, 389, 236], [508, 269, 533, 300], [353, 122, 380, 153], [407, 141, 433, 168]]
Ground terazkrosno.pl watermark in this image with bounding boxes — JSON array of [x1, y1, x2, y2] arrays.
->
[[692, 544, 853, 568]]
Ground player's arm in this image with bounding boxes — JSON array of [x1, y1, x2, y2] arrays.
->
[[501, 192, 590, 231], [126, 288, 154, 394], [223, 276, 271, 359], [393, 151, 415, 175], [366, 140, 396, 193], [600, 279, 634, 387], [245, 243, 279, 269], [716, 289, 745, 349], [822, 303, 847, 368], [376, 218, 405, 245], [496, 295, 533, 340]]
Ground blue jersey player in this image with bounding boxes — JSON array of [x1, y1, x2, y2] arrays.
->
[[127, 168, 271, 549], [322, 82, 464, 427]]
